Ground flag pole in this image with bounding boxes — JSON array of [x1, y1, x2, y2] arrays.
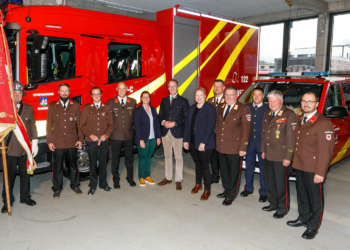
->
[[0, 140, 11, 216]]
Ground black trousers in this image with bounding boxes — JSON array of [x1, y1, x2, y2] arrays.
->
[[189, 141, 212, 190], [210, 149, 220, 182], [295, 169, 325, 231], [2, 154, 30, 203], [52, 148, 80, 192], [219, 153, 241, 201], [110, 138, 134, 183], [264, 159, 290, 214], [86, 141, 109, 189]]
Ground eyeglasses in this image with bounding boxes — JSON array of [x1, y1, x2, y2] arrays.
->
[[225, 94, 237, 97], [301, 100, 317, 104]]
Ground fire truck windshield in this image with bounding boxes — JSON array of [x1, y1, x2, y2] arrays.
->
[[5, 29, 18, 80], [239, 81, 324, 115]]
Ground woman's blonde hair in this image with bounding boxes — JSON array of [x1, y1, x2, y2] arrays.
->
[[194, 87, 206, 97]]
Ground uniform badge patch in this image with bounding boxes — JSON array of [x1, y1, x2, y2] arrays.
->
[[291, 123, 297, 130], [276, 118, 286, 124], [326, 134, 332, 141], [221, 99, 225, 103], [234, 105, 238, 110], [277, 110, 283, 116], [246, 114, 251, 122]]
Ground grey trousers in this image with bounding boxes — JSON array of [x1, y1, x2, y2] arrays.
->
[[162, 130, 183, 182]]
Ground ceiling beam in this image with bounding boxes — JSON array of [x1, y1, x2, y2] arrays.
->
[[291, 0, 328, 13]]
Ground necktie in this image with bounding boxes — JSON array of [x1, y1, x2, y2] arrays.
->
[[224, 105, 231, 120], [170, 96, 173, 107], [96, 105, 99, 110], [63, 102, 66, 109], [121, 99, 125, 108], [302, 116, 307, 125], [271, 112, 275, 118], [216, 98, 219, 105]]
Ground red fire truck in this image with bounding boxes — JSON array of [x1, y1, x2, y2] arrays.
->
[[2, 5, 260, 175], [239, 71, 350, 179]]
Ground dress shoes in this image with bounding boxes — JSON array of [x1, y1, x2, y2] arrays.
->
[[176, 182, 182, 191], [114, 182, 121, 189], [88, 188, 95, 195], [127, 178, 136, 187], [273, 212, 285, 219], [71, 187, 83, 195], [157, 179, 172, 186], [20, 199, 36, 206], [53, 190, 61, 199], [262, 205, 277, 212], [240, 190, 253, 197], [200, 190, 210, 200], [259, 195, 267, 203], [211, 180, 219, 184], [287, 219, 307, 227], [222, 199, 233, 206], [217, 192, 226, 198], [302, 229, 318, 240], [191, 184, 203, 194], [101, 186, 112, 192], [1, 203, 13, 214]]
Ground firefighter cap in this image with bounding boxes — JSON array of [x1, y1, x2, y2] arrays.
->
[[13, 80, 27, 95]]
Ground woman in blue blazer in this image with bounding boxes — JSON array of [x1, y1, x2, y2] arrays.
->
[[134, 91, 161, 186], [183, 87, 216, 200]]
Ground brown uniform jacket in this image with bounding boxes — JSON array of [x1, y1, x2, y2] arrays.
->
[[215, 101, 252, 154], [208, 96, 225, 107], [107, 96, 137, 141], [46, 100, 84, 149], [80, 102, 114, 142], [7, 103, 37, 156], [292, 112, 335, 177], [261, 105, 297, 162]]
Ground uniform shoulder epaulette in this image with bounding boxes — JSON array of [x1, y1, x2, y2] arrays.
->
[[309, 116, 317, 123], [115, 98, 119, 103]]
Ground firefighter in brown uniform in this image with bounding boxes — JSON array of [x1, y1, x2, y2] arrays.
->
[[107, 82, 137, 188], [215, 86, 251, 206], [81, 87, 114, 195], [47, 83, 84, 199], [287, 92, 335, 240], [207, 79, 225, 184], [1, 82, 38, 213], [261, 90, 297, 218]]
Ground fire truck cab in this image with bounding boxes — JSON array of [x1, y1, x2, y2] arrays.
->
[[239, 71, 350, 180]]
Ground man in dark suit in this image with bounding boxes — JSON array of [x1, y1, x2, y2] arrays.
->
[[240, 87, 269, 202], [107, 82, 137, 189], [157, 79, 189, 191], [207, 79, 225, 184], [1, 82, 37, 214]]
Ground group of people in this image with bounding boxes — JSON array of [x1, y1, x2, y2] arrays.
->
[[2, 79, 335, 240]]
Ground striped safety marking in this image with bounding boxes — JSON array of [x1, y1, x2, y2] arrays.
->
[[207, 28, 256, 99], [173, 21, 227, 76], [330, 137, 350, 164]]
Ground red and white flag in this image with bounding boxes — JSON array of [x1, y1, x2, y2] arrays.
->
[[0, 13, 36, 174]]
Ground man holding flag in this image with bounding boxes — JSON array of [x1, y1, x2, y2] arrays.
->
[[1, 82, 38, 213]]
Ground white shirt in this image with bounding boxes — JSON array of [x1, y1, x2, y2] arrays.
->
[[16, 103, 20, 110], [303, 110, 317, 122], [272, 106, 282, 117], [118, 96, 127, 105], [223, 101, 236, 116], [253, 102, 263, 108], [60, 100, 69, 108], [215, 94, 224, 104], [170, 93, 178, 100], [143, 105, 155, 139], [94, 101, 101, 109]]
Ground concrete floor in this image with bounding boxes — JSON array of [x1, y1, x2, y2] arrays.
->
[[0, 147, 349, 250]]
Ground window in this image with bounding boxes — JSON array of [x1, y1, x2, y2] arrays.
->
[[27, 36, 76, 83], [342, 82, 350, 109], [259, 23, 284, 74], [108, 43, 142, 83], [239, 81, 324, 115], [288, 18, 317, 72], [325, 84, 343, 114], [6, 29, 18, 80], [329, 13, 350, 74]]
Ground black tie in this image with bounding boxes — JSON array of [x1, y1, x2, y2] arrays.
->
[[121, 99, 125, 108], [302, 116, 307, 125], [271, 112, 275, 118], [224, 105, 231, 120], [63, 102, 66, 109], [96, 105, 99, 110], [216, 98, 219, 105]]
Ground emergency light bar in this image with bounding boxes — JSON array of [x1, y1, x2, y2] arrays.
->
[[269, 72, 330, 77]]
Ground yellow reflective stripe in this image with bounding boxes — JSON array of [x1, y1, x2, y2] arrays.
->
[[207, 28, 256, 99], [330, 137, 350, 164], [173, 21, 227, 76], [178, 70, 198, 95], [177, 25, 241, 96], [129, 73, 166, 104], [200, 25, 241, 71], [200, 20, 227, 52]]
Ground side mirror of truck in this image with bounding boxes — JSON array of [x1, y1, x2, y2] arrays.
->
[[24, 35, 49, 91], [325, 106, 349, 119]]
